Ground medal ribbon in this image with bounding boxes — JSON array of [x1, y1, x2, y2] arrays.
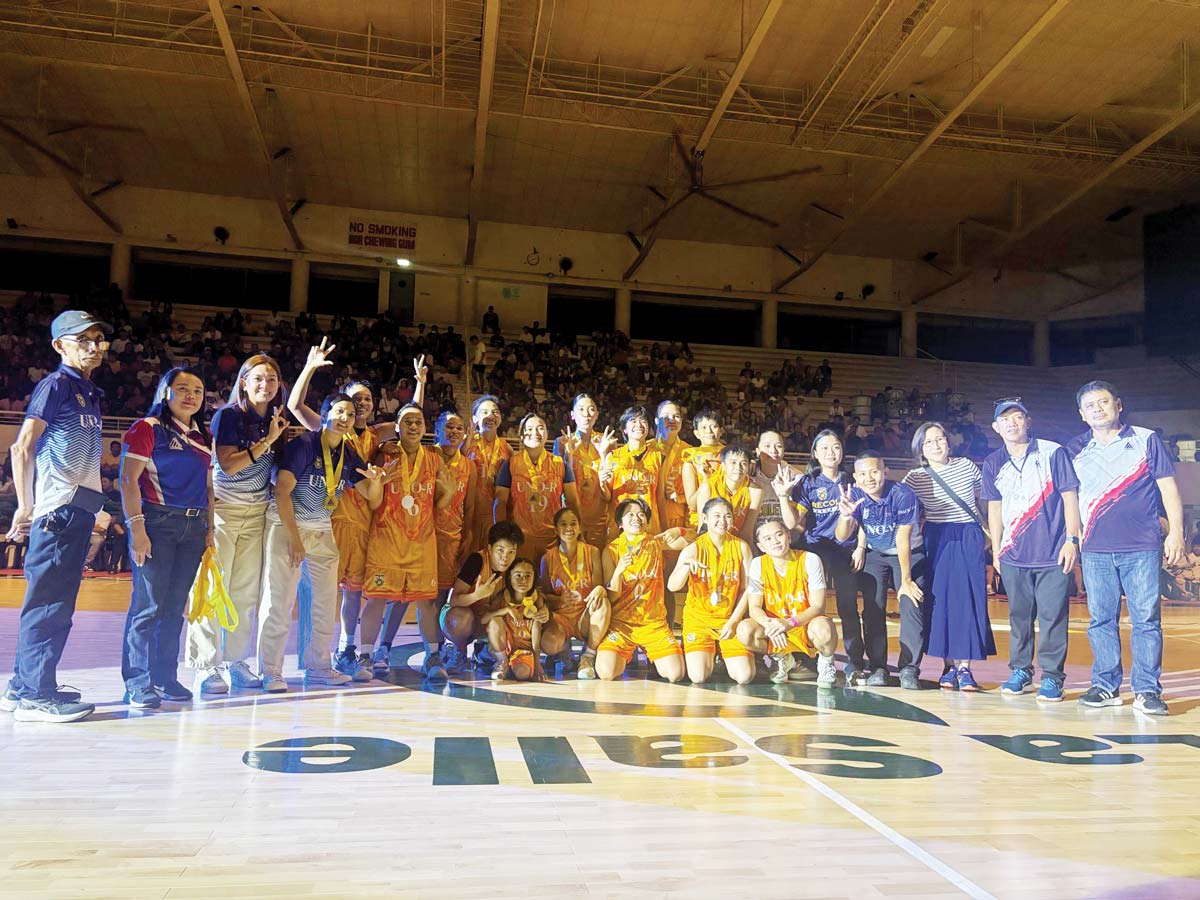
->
[[396, 445, 425, 500], [558, 544, 587, 591], [524, 447, 550, 494], [321, 432, 347, 511], [696, 533, 740, 605]]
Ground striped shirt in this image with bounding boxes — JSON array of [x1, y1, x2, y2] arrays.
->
[[211, 404, 276, 504], [26, 365, 104, 520], [902, 458, 982, 525]]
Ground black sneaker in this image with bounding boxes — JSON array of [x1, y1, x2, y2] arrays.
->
[[1133, 693, 1169, 716], [13, 696, 95, 723], [155, 681, 194, 702], [899, 667, 921, 690], [1078, 685, 1122, 708], [125, 687, 162, 709]]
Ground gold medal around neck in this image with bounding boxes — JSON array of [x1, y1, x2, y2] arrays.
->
[[321, 433, 346, 512]]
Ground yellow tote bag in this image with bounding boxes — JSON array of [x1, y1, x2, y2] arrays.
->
[[186, 547, 239, 632]]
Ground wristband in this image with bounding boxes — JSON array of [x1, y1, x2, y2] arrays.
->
[[785, 616, 799, 629], [247, 443, 258, 463], [126, 514, 145, 525]]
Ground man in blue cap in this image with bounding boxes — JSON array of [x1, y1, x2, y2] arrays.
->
[[981, 397, 1081, 703], [2, 310, 111, 722]]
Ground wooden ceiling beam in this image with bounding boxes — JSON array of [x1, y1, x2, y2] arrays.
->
[[465, 0, 501, 266], [693, 0, 784, 155], [206, 0, 303, 250], [774, 0, 1073, 292]]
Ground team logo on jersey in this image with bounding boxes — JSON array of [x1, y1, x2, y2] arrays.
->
[[76, 393, 86, 407], [686, 633, 698, 643], [816, 488, 827, 501], [169, 437, 184, 451], [374, 574, 385, 588]]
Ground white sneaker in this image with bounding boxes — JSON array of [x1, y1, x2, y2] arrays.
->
[[769, 652, 796, 684], [262, 673, 288, 693], [195, 666, 229, 695], [304, 669, 353, 686], [226, 660, 262, 689], [815, 654, 837, 688]]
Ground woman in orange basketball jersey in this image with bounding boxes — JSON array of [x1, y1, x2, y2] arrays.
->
[[493, 413, 580, 555], [601, 406, 666, 538], [432, 411, 476, 604], [694, 444, 764, 544], [737, 517, 839, 686], [441, 521, 524, 670], [553, 393, 618, 548], [667, 497, 754, 685], [680, 408, 725, 527], [597, 498, 689, 682], [539, 508, 609, 679], [465, 395, 511, 553]]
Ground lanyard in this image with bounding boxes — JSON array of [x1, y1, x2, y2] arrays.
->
[[321, 432, 346, 511], [558, 544, 587, 590]]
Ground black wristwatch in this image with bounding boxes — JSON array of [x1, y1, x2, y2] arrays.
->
[[1066, 536, 1080, 546]]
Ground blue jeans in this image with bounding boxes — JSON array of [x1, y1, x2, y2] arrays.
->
[[1081, 549, 1162, 694], [121, 506, 209, 693], [8, 505, 94, 700]]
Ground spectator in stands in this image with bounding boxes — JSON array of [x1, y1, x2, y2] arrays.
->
[[482, 305, 500, 336], [119, 367, 214, 708], [819, 358, 833, 394], [4, 310, 112, 723], [903, 422, 994, 692]]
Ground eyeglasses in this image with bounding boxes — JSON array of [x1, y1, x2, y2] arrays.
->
[[61, 337, 110, 351]]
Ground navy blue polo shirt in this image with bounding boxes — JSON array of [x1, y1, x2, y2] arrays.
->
[[26, 365, 104, 520], [847, 480, 923, 554], [980, 437, 1080, 568], [269, 430, 365, 525], [212, 404, 276, 504], [790, 471, 856, 548]]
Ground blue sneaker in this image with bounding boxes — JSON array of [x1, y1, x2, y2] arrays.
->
[[1000, 669, 1033, 695], [1036, 677, 1064, 703], [957, 666, 980, 692], [938, 667, 958, 690]]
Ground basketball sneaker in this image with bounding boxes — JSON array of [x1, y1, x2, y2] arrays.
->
[[769, 652, 796, 684]]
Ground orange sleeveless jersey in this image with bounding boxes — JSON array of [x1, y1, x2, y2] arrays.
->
[[654, 437, 692, 530], [541, 541, 599, 624], [759, 550, 814, 619], [683, 532, 748, 621], [363, 444, 441, 601], [682, 445, 724, 525], [333, 426, 380, 532], [604, 532, 667, 627], [466, 436, 512, 551], [704, 473, 752, 533], [608, 444, 663, 534], [498, 593, 541, 652], [434, 450, 473, 589], [562, 436, 607, 546], [504, 450, 567, 553]]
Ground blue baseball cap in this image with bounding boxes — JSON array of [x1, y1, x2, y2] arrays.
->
[[993, 397, 1029, 420], [51, 310, 112, 340]]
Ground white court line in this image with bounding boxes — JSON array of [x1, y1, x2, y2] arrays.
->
[[715, 718, 998, 900]]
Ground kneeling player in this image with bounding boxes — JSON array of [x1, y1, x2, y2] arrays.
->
[[667, 497, 753, 685], [479, 558, 548, 681], [596, 498, 689, 682], [736, 517, 839, 686], [539, 508, 610, 679]]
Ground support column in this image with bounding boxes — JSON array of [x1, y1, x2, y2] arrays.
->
[[1033, 318, 1051, 368], [901, 308, 918, 358], [615, 287, 632, 335], [760, 297, 778, 349], [109, 240, 131, 295], [377, 268, 390, 314], [289, 258, 310, 313]]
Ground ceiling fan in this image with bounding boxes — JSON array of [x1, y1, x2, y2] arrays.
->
[[639, 133, 823, 234]]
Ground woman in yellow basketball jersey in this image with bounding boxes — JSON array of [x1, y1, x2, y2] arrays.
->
[[680, 408, 725, 527], [465, 395, 511, 553], [694, 445, 764, 544], [597, 498, 689, 682], [553, 393, 618, 548], [493, 413, 580, 554], [479, 557, 549, 681], [736, 517, 839, 686], [601, 406, 666, 538], [653, 399, 692, 532], [539, 508, 609, 680], [667, 497, 754, 685]]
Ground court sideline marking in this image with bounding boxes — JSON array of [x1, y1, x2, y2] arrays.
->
[[714, 718, 998, 900]]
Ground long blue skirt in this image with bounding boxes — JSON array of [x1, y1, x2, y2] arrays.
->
[[924, 521, 995, 661]]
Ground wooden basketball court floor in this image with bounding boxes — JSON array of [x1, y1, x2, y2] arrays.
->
[[1, 577, 1199, 900]]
